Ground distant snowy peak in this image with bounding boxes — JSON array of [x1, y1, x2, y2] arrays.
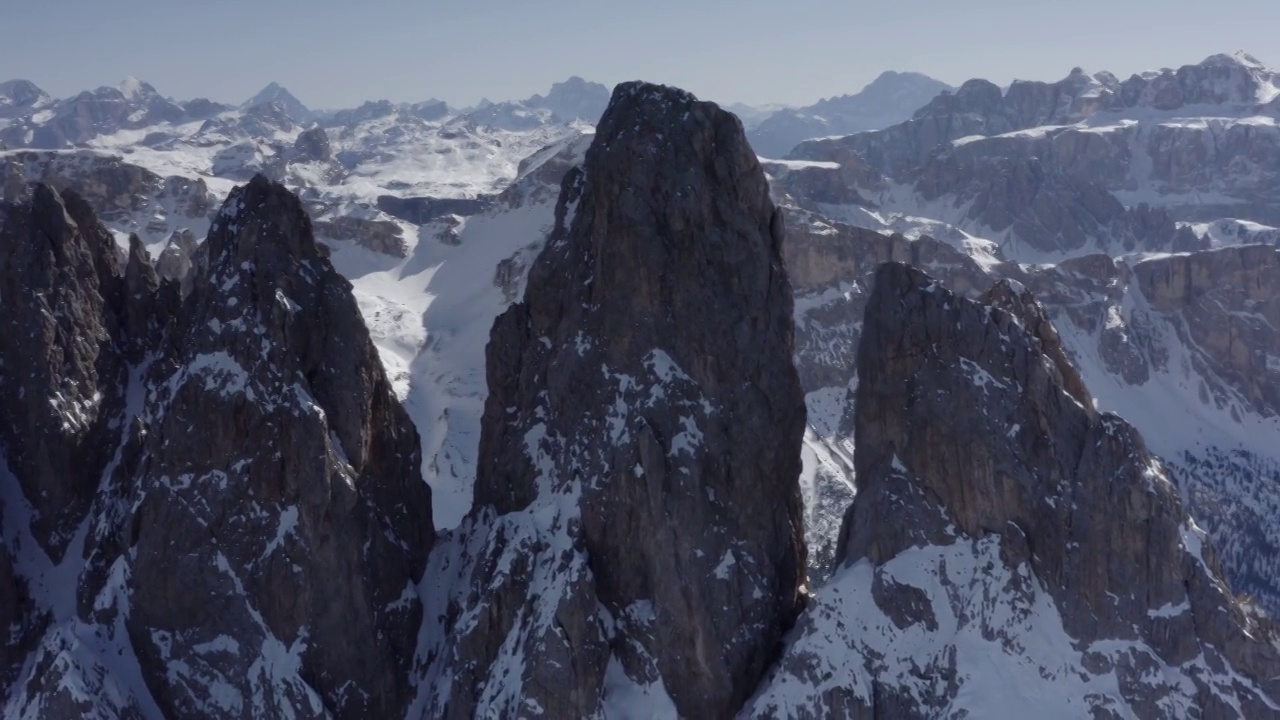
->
[[524, 75, 610, 123], [0, 79, 51, 114], [241, 81, 313, 123], [780, 50, 1280, 256], [821, 69, 954, 111], [907, 50, 1277, 130], [747, 70, 953, 157], [457, 77, 609, 130], [1115, 50, 1278, 108], [405, 98, 449, 121], [117, 75, 153, 100]]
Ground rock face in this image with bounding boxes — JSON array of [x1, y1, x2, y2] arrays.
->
[[0, 177, 433, 718], [0, 185, 131, 558], [313, 215, 408, 257], [785, 53, 1280, 252], [0, 151, 217, 246], [375, 194, 491, 224], [417, 81, 807, 718], [746, 263, 1280, 718], [1134, 246, 1280, 415], [915, 153, 1203, 256], [292, 126, 332, 163]]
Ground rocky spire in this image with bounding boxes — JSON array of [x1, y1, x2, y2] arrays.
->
[[2, 176, 434, 718], [747, 262, 1280, 717], [419, 81, 807, 718], [117, 175, 432, 718], [0, 184, 129, 559]]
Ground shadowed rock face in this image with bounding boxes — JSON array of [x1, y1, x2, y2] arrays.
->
[[849, 265, 1274, 655], [747, 262, 1280, 718], [0, 184, 130, 558], [122, 176, 432, 718], [420, 81, 807, 719], [1134, 245, 1280, 416], [0, 177, 433, 718], [313, 216, 407, 257], [292, 127, 332, 163]]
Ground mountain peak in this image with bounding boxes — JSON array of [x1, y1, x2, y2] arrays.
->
[[747, 261, 1280, 716], [526, 76, 610, 122], [1202, 50, 1271, 71], [242, 82, 312, 122], [118, 75, 153, 99], [749, 70, 953, 156], [423, 78, 807, 718], [207, 174, 318, 267], [0, 79, 49, 109], [862, 69, 944, 89]]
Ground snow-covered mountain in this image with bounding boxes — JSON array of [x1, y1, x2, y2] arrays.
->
[[747, 70, 954, 157], [241, 81, 314, 123], [774, 51, 1280, 617], [3, 52, 1280, 717]]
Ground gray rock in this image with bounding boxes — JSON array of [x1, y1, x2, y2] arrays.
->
[[375, 194, 490, 224], [0, 176, 434, 718], [313, 215, 408, 257], [0, 184, 130, 558], [292, 127, 332, 163], [1133, 245, 1280, 415], [747, 262, 1280, 717], [419, 81, 808, 719]]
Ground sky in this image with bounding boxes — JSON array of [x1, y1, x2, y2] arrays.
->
[[3, 0, 1279, 110]]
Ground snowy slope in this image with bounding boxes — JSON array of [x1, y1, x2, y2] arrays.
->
[[336, 131, 592, 528]]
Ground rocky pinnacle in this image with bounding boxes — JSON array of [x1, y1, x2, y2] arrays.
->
[[421, 81, 808, 718]]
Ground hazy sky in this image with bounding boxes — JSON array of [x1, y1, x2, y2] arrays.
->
[[4, 0, 1278, 109]]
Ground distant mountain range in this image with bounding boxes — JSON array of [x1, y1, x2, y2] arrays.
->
[[0, 70, 958, 157], [746, 70, 955, 156]]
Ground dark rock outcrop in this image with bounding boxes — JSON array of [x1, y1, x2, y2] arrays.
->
[[118, 175, 431, 718], [374, 194, 490, 224], [748, 262, 1280, 717], [1, 177, 434, 718], [313, 215, 407, 257], [292, 126, 332, 163], [0, 184, 131, 557], [419, 81, 807, 719]]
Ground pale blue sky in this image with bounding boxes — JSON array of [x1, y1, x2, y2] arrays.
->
[[4, 0, 1278, 109]]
